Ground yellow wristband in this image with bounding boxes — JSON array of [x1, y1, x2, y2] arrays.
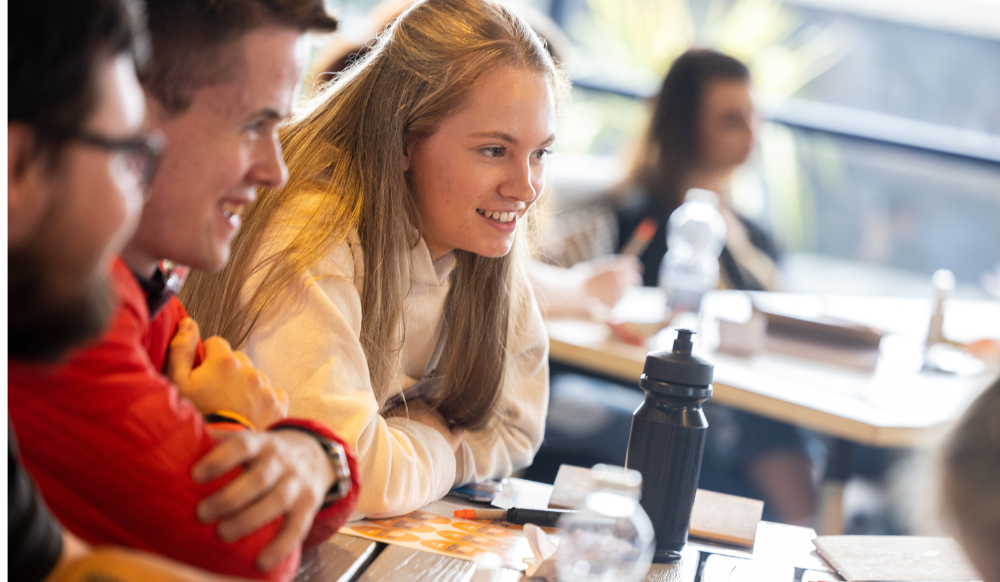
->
[[206, 410, 256, 431]]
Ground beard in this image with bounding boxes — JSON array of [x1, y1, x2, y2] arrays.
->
[[8, 248, 116, 363]]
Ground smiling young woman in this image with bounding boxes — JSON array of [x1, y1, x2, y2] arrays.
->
[[182, 0, 570, 517]]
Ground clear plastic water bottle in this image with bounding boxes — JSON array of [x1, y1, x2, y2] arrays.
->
[[658, 188, 727, 313], [554, 465, 655, 582]]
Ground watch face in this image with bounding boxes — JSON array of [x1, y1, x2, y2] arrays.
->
[[326, 442, 352, 503]]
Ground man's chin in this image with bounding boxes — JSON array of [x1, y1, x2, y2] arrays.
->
[[191, 249, 230, 273], [199, 239, 234, 272]]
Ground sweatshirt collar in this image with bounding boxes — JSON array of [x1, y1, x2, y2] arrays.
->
[[412, 237, 455, 286]]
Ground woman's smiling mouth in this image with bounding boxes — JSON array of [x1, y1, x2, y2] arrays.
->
[[477, 209, 516, 223]]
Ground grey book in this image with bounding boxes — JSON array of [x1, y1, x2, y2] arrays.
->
[[812, 535, 981, 582]]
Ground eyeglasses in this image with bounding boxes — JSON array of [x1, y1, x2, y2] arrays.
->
[[71, 129, 166, 193]]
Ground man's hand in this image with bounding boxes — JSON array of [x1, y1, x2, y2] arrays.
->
[[386, 399, 464, 453], [191, 430, 335, 572], [167, 318, 287, 429]]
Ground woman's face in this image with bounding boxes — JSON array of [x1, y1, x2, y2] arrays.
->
[[697, 79, 756, 171], [406, 65, 556, 259]]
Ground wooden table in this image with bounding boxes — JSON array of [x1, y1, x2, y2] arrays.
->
[[545, 290, 1000, 533], [294, 520, 838, 582]]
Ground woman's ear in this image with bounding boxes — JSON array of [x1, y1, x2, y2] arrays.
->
[[401, 140, 411, 172], [8, 123, 51, 246]]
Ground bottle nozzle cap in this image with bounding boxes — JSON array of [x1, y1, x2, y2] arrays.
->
[[672, 328, 695, 353]]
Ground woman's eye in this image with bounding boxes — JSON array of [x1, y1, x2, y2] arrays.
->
[[481, 146, 505, 158], [534, 148, 552, 159]]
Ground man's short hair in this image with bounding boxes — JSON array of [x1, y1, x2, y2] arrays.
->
[[9, 0, 149, 163], [142, 0, 339, 113]]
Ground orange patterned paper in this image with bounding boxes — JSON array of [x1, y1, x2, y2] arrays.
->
[[350, 526, 420, 543], [437, 530, 502, 548], [403, 511, 451, 525], [451, 521, 512, 537], [339, 500, 535, 568], [368, 518, 435, 533], [420, 539, 483, 557]]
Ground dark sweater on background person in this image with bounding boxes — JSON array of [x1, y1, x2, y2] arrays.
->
[[617, 191, 778, 290]]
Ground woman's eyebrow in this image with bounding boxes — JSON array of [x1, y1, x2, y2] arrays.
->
[[470, 130, 557, 147], [470, 130, 518, 143]]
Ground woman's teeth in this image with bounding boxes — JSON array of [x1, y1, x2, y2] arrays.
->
[[478, 209, 515, 223]]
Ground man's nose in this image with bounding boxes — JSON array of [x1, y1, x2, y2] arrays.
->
[[247, 135, 288, 189]]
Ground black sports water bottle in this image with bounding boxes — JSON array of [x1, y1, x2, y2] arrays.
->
[[625, 328, 713, 562]]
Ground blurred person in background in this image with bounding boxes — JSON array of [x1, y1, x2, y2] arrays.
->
[[539, 49, 818, 526], [939, 375, 1000, 582], [9, 0, 359, 579], [9, 0, 245, 580], [618, 48, 778, 290], [619, 49, 817, 524]]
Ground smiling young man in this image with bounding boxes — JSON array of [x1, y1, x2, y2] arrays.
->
[[9, 1, 260, 580], [8, 1, 359, 581]]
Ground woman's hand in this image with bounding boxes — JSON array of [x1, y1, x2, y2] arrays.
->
[[579, 255, 643, 309], [167, 318, 288, 429], [530, 256, 641, 321], [387, 399, 464, 453]]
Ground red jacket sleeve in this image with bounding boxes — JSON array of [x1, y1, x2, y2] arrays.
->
[[153, 293, 361, 542], [268, 419, 361, 548], [8, 264, 297, 581]]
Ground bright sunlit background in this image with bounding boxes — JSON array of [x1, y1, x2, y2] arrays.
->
[[319, 0, 1000, 298]]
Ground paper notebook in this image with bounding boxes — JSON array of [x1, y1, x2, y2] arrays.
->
[[548, 464, 762, 548], [339, 498, 533, 569], [688, 489, 763, 548], [812, 535, 982, 582]]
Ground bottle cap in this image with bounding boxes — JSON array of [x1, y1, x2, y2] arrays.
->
[[640, 329, 714, 394], [683, 188, 720, 205], [590, 464, 643, 492]]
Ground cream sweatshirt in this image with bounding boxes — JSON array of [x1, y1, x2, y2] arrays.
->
[[243, 209, 549, 519]]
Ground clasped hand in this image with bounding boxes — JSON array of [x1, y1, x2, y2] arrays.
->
[[167, 318, 287, 429], [167, 318, 334, 571], [192, 429, 335, 572]]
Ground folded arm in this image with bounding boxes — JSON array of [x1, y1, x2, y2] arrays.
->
[[245, 248, 460, 518]]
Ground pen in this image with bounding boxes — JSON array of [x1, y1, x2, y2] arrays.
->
[[620, 217, 658, 257], [454, 507, 575, 527]]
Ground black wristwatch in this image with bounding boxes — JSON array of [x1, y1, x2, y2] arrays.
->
[[274, 426, 352, 507]]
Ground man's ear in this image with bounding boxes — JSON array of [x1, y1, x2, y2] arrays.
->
[[8, 123, 51, 246]]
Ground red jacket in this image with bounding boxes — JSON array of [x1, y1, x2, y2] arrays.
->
[[9, 258, 360, 581]]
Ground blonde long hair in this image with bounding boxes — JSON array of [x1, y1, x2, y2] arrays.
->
[[182, 0, 569, 431]]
